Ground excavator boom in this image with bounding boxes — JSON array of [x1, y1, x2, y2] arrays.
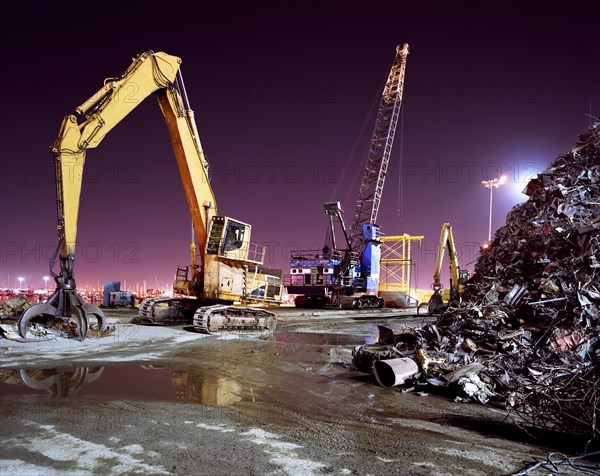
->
[[54, 52, 183, 259], [432, 223, 460, 290], [158, 81, 216, 253]]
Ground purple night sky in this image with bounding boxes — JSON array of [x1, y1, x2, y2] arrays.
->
[[1, 1, 599, 292]]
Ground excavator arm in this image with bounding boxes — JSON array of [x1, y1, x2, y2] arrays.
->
[[53, 51, 215, 262], [55, 52, 183, 260], [432, 223, 460, 294], [19, 51, 217, 339], [157, 85, 216, 254], [420, 223, 464, 315]]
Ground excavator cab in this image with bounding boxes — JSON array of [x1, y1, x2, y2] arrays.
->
[[458, 269, 470, 288], [206, 216, 258, 262]]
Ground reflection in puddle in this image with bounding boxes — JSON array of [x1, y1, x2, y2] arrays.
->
[[0, 365, 242, 407], [10, 367, 104, 397], [1, 332, 370, 409], [172, 371, 241, 406], [274, 331, 376, 346]]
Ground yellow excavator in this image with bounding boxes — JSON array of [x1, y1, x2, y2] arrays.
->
[[419, 223, 469, 315], [19, 51, 281, 340]]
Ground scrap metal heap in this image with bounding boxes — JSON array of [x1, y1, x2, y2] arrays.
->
[[353, 121, 600, 440]]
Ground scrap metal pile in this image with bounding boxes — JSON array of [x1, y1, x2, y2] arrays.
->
[[353, 122, 600, 440]]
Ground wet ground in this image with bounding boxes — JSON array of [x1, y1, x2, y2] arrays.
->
[[1, 307, 597, 475]]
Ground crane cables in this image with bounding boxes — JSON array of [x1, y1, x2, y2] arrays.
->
[[396, 99, 405, 223], [329, 73, 387, 206]]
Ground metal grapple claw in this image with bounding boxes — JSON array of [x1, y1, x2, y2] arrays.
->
[[69, 295, 88, 341], [18, 303, 59, 339], [17, 287, 107, 341], [83, 303, 108, 333]]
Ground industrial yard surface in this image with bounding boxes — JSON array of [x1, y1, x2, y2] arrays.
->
[[1, 308, 596, 475], [2, 2, 599, 475]]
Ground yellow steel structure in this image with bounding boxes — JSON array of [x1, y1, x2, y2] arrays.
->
[[19, 51, 280, 340], [378, 234, 424, 293], [418, 223, 469, 315], [53, 52, 202, 259], [432, 223, 460, 295]]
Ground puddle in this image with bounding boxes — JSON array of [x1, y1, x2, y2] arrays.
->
[[0, 365, 242, 406], [274, 331, 376, 346]]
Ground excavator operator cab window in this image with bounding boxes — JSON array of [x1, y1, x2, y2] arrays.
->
[[222, 221, 245, 253]]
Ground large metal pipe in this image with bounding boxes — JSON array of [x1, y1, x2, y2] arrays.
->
[[372, 357, 418, 387]]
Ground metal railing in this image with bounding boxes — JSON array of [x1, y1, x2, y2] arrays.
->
[[289, 249, 344, 261]]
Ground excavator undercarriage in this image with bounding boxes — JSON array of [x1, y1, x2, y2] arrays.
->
[[138, 296, 200, 326], [138, 298, 276, 334], [340, 294, 385, 310], [193, 305, 276, 334]]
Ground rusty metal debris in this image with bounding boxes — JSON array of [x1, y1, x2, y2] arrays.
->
[[0, 313, 115, 341], [511, 450, 600, 475], [352, 122, 600, 441], [0, 296, 33, 317], [372, 357, 418, 387]]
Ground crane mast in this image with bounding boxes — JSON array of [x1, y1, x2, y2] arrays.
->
[[349, 43, 409, 251]]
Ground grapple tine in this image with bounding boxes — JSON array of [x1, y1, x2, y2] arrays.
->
[[82, 367, 105, 384], [65, 292, 88, 341], [69, 367, 90, 390], [74, 311, 88, 341], [17, 303, 58, 339], [83, 303, 108, 332], [18, 369, 56, 390]]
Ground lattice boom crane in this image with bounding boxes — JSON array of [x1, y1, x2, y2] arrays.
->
[[349, 43, 409, 251], [286, 44, 409, 309]]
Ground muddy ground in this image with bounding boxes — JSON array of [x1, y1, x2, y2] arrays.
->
[[1, 307, 597, 475]]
